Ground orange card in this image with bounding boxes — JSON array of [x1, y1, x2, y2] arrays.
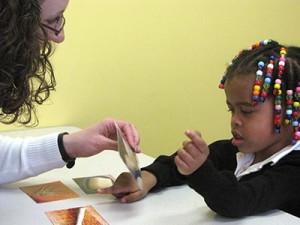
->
[[46, 205, 109, 225], [20, 181, 79, 203]]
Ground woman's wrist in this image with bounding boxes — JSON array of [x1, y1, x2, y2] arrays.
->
[[58, 132, 76, 168]]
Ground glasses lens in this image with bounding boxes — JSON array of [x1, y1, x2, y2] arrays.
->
[[55, 16, 65, 31], [41, 16, 65, 36]]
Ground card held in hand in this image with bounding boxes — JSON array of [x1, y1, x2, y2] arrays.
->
[[115, 122, 143, 189]]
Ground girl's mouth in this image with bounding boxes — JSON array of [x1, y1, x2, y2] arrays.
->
[[231, 131, 244, 146]]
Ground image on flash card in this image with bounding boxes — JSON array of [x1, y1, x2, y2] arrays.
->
[[73, 175, 115, 194], [46, 205, 109, 225], [20, 181, 79, 203], [115, 122, 143, 189]]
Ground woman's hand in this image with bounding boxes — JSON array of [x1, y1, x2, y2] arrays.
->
[[175, 130, 209, 176], [63, 118, 140, 158], [98, 171, 157, 203]]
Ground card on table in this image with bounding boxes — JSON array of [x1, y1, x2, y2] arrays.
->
[[46, 205, 109, 225], [73, 175, 115, 194], [115, 122, 143, 189], [19, 181, 79, 203]]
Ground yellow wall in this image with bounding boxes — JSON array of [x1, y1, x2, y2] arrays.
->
[[1, 0, 300, 157]]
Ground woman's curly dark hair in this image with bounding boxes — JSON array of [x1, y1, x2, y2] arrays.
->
[[0, 0, 56, 126]]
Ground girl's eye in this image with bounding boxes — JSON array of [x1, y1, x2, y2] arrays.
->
[[227, 108, 253, 115], [242, 111, 251, 114], [241, 109, 254, 115]]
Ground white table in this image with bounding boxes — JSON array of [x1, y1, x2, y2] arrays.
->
[[0, 127, 299, 225]]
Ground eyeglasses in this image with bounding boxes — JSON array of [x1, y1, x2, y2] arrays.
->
[[41, 16, 66, 36]]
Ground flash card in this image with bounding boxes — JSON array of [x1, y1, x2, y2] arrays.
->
[[115, 122, 143, 189], [20, 181, 79, 203], [73, 175, 115, 194], [46, 205, 109, 225]]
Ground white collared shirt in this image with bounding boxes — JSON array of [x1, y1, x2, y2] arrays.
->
[[234, 141, 300, 180]]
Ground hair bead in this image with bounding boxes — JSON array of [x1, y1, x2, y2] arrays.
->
[[275, 105, 282, 110], [218, 75, 226, 89]]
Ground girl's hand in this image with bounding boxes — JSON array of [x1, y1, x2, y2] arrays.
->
[[63, 118, 140, 158], [98, 171, 157, 203], [175, 130, 209, 176]]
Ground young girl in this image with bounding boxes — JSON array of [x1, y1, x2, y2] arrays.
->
[[99, 40, 300, 218]]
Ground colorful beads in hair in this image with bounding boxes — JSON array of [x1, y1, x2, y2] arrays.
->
[[285, 90, 293, 125], [260, 56, 275, 103], [219, 39, 273, 89], [273, 47, 286, 133], [291, 85, 300, 144], [252, 61, 264, 105], [218, 75, 226, 89]]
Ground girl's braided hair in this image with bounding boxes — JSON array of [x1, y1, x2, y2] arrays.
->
[[223, 41, 300, 94]]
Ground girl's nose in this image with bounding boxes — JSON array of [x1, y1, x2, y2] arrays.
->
[[231, 113, 242, 128]]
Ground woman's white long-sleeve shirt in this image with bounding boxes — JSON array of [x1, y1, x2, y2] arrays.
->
[[0, 133, 65, 185]]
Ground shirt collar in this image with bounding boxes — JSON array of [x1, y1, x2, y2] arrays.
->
[[234, 141, 300, 179]]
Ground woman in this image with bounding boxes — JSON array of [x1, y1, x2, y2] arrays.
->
[[0, 0, 140, 184]]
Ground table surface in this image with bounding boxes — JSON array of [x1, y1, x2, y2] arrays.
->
[[0, 127, 299, 225]]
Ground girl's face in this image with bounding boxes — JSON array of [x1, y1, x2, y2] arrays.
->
[[40, 0, 70, 43], [224, 75, 293, 163]]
